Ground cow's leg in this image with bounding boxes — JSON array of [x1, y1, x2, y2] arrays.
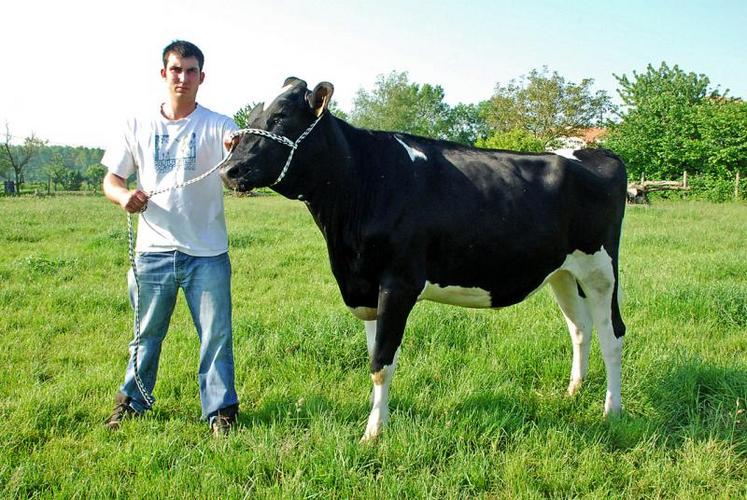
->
[[576, 252, 624, 416], [364, 320, 382, 405], [549, 270, 593, 396], [361, 281, 418, 442]]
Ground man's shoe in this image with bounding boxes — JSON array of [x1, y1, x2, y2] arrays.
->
[[104, 392, 138, 429], [210, 404, 238, 437]]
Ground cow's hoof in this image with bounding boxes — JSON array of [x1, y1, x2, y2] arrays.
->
[[360, 408, 386, 443], [603, 396, 622, 417], [360, 422, 382, 443], [567, 379, 583, 396]]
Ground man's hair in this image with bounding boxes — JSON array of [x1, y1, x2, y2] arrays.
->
[[162, 40, 205, 71]]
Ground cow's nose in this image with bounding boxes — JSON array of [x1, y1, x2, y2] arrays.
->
[[223, 164, 240, 180]]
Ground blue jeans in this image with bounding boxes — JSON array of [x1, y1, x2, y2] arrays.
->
[[120, 251, 238, 421]]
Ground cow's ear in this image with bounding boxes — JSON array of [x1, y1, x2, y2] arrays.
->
[[308, 82, 334, 117], [283, 77, 306, 88]]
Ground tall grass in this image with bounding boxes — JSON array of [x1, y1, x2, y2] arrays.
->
[[0, 195, 745, 497]]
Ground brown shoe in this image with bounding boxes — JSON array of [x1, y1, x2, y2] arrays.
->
[[104, 392, 139, 429], [210, 404, 238, 437]]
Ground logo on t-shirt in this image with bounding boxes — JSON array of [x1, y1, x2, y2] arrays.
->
[[154, 133, 197, 173]]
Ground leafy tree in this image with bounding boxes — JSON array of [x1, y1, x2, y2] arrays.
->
[[692, 97, 747, 177], [475, 129, 545, 152], [444, 103, 488, 146], [234, 102, 259, 129], [2, 123, 46, 190], [327, 100, 348, 122], [62, 170, 84, 191], [482, 67, 614, 150], [349, 71, 454, 140], [86, 164, 108, 192], [44, 153, 67, 192], [604, 62, 742, 180]]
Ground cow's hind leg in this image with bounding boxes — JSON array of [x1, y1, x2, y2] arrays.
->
[[549, 270, 593, 396], [573, 249, 624, 416]]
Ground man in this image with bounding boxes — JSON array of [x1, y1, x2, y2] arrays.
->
[[102, 40, 239, 436]]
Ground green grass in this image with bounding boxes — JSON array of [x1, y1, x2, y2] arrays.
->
[[1, 195, 745, 498]]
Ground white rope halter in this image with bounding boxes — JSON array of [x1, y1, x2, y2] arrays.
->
[[225, 111, 325, 186]]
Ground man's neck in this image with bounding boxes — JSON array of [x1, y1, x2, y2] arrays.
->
[[161, 99, 198, 120]]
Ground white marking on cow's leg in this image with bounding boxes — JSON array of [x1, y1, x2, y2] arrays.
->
[[364, 320, 377, 405], [549, 270, 592, 396], [364, 320, 376, 357], [361, 324, 401, 443], [567, 247, 623, 416], [361, 358, 399, 443]]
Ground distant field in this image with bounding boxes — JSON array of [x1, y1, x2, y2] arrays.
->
[[1, 195, 745, 497]]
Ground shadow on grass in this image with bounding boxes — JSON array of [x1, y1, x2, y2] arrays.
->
[[221, 353, 746, 457], [237, 392, 362, 430], [643, 358, 747, 450]]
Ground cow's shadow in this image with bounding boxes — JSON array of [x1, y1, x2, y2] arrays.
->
[[439, 357, 747, 453], [236, 356, 746, 455]]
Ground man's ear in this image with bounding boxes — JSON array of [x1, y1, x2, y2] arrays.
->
[[308, 82, 334, 117]]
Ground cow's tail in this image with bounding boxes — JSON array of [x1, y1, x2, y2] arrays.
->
[[574, 148, 627, 339]]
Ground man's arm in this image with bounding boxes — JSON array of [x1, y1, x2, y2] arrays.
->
[[103, 172, 149, 213]]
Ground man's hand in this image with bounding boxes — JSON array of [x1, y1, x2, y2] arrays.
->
[[103, 172, 149, 213], [224, 131, 239, 152], [120, 190, 149, 213]]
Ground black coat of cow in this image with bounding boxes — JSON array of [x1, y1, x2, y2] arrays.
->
[[220, 78, 627, 441]]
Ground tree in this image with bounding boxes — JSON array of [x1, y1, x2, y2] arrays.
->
[[695, 98, 747, 177], [44, 153, 67, 192], [349, 71, 454, 140], [234, 102, 260, 129], [2, 122, 46, 191], [475, 129, 545, 152], [86, 164, 108, 192], [604, 62, 735, 179], [62, 169, 84, 191], [444, 103, 488, 146], [482, 67, 614, 150]]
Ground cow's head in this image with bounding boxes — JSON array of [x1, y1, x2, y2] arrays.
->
[[220, 77, 334, 192]]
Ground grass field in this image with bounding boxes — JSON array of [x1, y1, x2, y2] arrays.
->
[[1, 194, 745, 497]]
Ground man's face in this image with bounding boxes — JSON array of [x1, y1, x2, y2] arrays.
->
[[161, 53, 204, 101]]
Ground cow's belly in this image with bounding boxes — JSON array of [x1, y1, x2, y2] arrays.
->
[[418, 281, 493, 308]]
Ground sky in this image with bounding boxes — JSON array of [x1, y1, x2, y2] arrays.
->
[[2, 0, 745, 148]]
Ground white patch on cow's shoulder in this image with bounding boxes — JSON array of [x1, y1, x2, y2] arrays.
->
[[554, 148, 580, 160], [395, 136, 428, 162], [418, 281, 492, 308]]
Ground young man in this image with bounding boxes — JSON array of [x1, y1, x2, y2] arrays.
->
[[102, 40, 239, 436]]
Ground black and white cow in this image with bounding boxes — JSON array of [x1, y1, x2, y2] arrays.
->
[[220, 78, 627, 441]]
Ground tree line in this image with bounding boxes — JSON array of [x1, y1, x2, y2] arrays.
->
[[3, 61, 745, 195]]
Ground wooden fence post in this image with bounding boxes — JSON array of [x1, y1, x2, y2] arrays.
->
[[736, 171, 741, 201], [683, 171, 688, 189]]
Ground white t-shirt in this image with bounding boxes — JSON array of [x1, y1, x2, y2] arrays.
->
[[102, 104, 238, 256]]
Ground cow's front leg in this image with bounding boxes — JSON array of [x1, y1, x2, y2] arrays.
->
[[361, 280, 418, 442]]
